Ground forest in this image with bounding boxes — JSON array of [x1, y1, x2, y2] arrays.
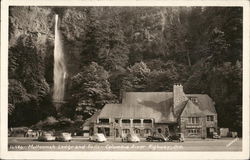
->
[[8, 6, 242, 135]]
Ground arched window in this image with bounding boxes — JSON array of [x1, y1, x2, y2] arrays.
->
[[144, 129, 151, 134], [122, 129, 130, 134], [134, 128, 140, 134]]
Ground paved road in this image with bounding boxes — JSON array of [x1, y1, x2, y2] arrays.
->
[[8, 137, 242, 151]]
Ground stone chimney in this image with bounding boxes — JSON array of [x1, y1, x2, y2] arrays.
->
[[173, 83, 188, 109]]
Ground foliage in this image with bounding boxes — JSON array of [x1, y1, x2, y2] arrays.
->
[[31, 116, 75, 131], [80, 8, 129, 71], [70, 62, 116, 118]]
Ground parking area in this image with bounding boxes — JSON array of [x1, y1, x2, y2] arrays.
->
[[8, 137, 242, 151]]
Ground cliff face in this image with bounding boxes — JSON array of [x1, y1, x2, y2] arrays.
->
[[9, 7, 85, 78], [9, 7, 53, 47]]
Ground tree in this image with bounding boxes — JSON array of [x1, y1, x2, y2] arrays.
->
[[80, 8, 129, 71], [70, 62, 116, 118], [120, 61, 150, 92], [208, 28, 229, 65], [8, 34, 51, 126]]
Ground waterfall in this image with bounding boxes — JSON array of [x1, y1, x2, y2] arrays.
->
[[53, 14, 67, 104]]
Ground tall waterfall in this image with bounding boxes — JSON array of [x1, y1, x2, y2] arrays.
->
[[53, 14, 67, 104]]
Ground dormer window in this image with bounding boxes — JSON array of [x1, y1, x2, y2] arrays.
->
[[189, 97, 198, 103]]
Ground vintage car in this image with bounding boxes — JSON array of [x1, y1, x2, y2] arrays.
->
[[122, 133, 140, 143], [146, 134, 168, 142], [212, 132, 221, 139], [89, 133, 107, 142], [168, 133, 184, 142], [25, 129, 38, 137], [55, 132, 72, 142], [38, 132, 56, 142]]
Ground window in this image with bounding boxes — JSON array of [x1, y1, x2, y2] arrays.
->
[[122, 119, 130, 123], [144, 129, 151, 134], [188, 129, 200, 134], [134, 128, 140, 134], [122, 129, 130, 134], [189, 97, 198, 103], [188, 117, 200, 124], [99, 118, 109, 124], [143, 119, 152, 123], [133, 119, 141, 123], [207, 115, 214, 121]]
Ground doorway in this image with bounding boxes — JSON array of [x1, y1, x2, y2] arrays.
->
[[168, 125, 175, 135]]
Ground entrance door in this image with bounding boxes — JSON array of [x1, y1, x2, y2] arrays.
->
[[97, 127, 102, 133], [206, 127, 215, 138], [115, 129, 119, 137], [104, 128, 110, 136], [134, 128, 141, 136], [168, 125, 175, 136]]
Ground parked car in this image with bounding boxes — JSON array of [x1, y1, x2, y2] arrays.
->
[[89, 133, 107, 142], [122, 133, 140, 143], [229, 131, 238, 138], [146, 134, 168, 142], [212, 132, 221, 139], [38, 132, 56, 142], [56, 132, 72, 142], [168, 133, 184, 142], [25, 129, 38, 137]]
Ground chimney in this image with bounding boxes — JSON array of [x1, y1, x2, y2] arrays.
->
[[173, 83, 188, 109]]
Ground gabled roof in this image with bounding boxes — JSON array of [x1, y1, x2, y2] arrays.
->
[[99, 92, 176, 123], [85, 92, 217, 125], [180, 100, 205, 117], [84, 110, 101, 126], [186, 94, 216, 114], [98, 104, 123, 118]]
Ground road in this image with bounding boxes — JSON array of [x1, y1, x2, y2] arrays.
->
[[8, 137, 242, 151]]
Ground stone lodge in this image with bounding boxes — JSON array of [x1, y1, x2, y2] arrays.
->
[[83, 84, 218, 138]]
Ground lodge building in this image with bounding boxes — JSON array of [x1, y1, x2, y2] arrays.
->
[[83, 84, 218, 138]]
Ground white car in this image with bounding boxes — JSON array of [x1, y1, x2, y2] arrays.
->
[[56, 132, 72, 142], [122, 133, 140, 143], [38, 132, 56, 141], [89, 133, 107, 142]]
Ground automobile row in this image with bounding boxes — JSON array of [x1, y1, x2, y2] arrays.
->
[[37, 132, 185, 143]]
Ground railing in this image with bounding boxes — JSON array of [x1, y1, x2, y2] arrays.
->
[[98, 122, 110, 125], [121, 123, 131, 127], [143, 123, 152, 127], [133, 123, 142, 127]]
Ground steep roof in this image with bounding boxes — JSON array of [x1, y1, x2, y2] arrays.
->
[[186, 94, 216, 114], [99, 92, 176, 123], [85, 92, 217, 125], [180, 100, 205, 117], [84, 110, 101, 126]]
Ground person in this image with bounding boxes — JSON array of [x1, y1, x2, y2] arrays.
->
[[165, 130, 169, 137]]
